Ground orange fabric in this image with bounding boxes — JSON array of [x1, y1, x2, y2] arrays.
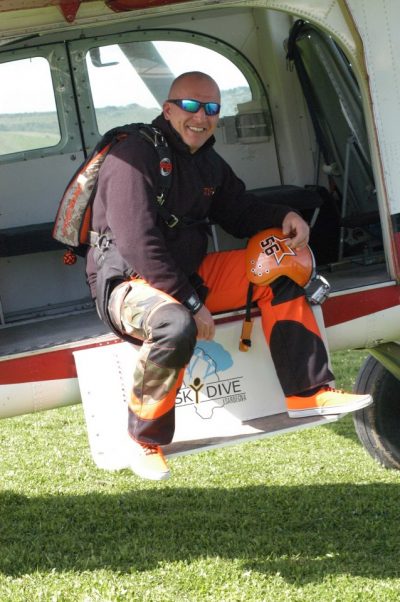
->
[[198, 249, 259, 312], [257, 292, 321, 343], [198, 249, 322, 344], [129, 277, 180, 304], [129, 368, 185, 421]]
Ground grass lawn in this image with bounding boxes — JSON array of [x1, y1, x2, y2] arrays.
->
[[1, 350, 400, 601]]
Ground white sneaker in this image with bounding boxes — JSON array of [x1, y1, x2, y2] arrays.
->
[[286, 386, 373, 418], [129, 438, 170, 481]]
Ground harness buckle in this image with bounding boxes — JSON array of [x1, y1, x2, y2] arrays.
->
[[156, 193, 166, 206], [166, 214, 179, 228], [89, 231, 112, 250], [97, 233, 111, 250]]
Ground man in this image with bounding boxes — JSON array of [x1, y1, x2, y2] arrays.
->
[[86, 71, 372, 481]]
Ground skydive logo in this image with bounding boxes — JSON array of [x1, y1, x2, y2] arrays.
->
[[178, 377, 244, 405], [176, 341, 247, 419]]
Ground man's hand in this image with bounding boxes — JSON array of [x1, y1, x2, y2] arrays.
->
[[282, 211, 310, 249], [193, 304, 215, 340]]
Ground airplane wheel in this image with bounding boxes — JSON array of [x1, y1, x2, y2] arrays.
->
[[353, 354, 400, 469]]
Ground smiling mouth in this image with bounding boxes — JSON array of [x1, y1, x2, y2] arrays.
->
[[188, 126, 206, 133]]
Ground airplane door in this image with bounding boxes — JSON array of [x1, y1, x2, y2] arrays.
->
[[0, 44, 89, 321]]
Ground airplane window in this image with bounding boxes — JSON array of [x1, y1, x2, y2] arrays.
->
[[86, 40, 252, 133], [0, 57, 60, 155]]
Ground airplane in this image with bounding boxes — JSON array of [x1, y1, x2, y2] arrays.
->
[[1, 0, 400, 472]]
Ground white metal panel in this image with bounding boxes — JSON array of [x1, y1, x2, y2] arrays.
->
[[74, 317, 287, 469], [345, 0, 400, 216], [0, 378, 80, 418], [265, 0, 359, 58], [0, 252, 91, 317], [326, 303, 400, 352], [0, 153, 84, 227], [254, 9, 317, 186]]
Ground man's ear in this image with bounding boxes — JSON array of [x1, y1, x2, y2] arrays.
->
[[163, 101, 171, 121]]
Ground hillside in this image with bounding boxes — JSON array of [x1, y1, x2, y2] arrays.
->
[[0, 86, 252, 155]]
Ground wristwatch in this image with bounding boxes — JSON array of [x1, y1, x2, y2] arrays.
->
[[183, 293, 203, 314]]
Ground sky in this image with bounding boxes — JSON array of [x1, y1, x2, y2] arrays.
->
[[0, 41, 248, 113]]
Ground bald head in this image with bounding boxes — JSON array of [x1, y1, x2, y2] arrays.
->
[[168, 71, 221, 103], [163, 71, 221, 153]]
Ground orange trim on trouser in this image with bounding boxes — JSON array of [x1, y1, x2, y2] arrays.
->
[[128, 277, 180, 306], [129, 366, 185, 421], [110, 278, 196, 445]]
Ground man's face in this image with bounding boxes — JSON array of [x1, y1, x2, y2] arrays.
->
[[163, 76, 220, 153]]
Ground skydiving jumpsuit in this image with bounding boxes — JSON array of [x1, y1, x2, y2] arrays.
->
[[86, 113, 333, 447]]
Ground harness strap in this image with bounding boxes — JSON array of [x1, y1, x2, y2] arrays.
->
[[239, 282, 254, 352], [89, 208, 210, 248]]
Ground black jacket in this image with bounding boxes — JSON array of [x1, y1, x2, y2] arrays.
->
[[86, 114, 292, 305]]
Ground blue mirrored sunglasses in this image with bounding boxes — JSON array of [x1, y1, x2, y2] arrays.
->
[[167, 98, 221, 116]]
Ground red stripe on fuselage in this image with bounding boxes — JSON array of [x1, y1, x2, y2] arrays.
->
[[322, 284, 400, 327], [0, 339, 120, 385], [2, 284, 400, 385]]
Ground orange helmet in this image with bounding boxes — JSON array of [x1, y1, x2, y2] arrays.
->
[[246, 227, 315, 287]]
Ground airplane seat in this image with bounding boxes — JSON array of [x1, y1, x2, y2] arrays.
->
[[250, 185, 323, 227], [0, 222, 62, 257], [249, 184, 339, 265]]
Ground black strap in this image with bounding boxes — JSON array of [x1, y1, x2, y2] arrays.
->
[[294, 63, 329, 165], [243, 282, 254, 345], [138, 124, 209, 230], [156, 202, 210, 229], [286, 20, 331, 165], [239, 282, 254, 352]]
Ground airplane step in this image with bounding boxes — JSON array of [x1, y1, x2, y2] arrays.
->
[[164, 412, 338, 457], [73, 314, 338, 470]]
